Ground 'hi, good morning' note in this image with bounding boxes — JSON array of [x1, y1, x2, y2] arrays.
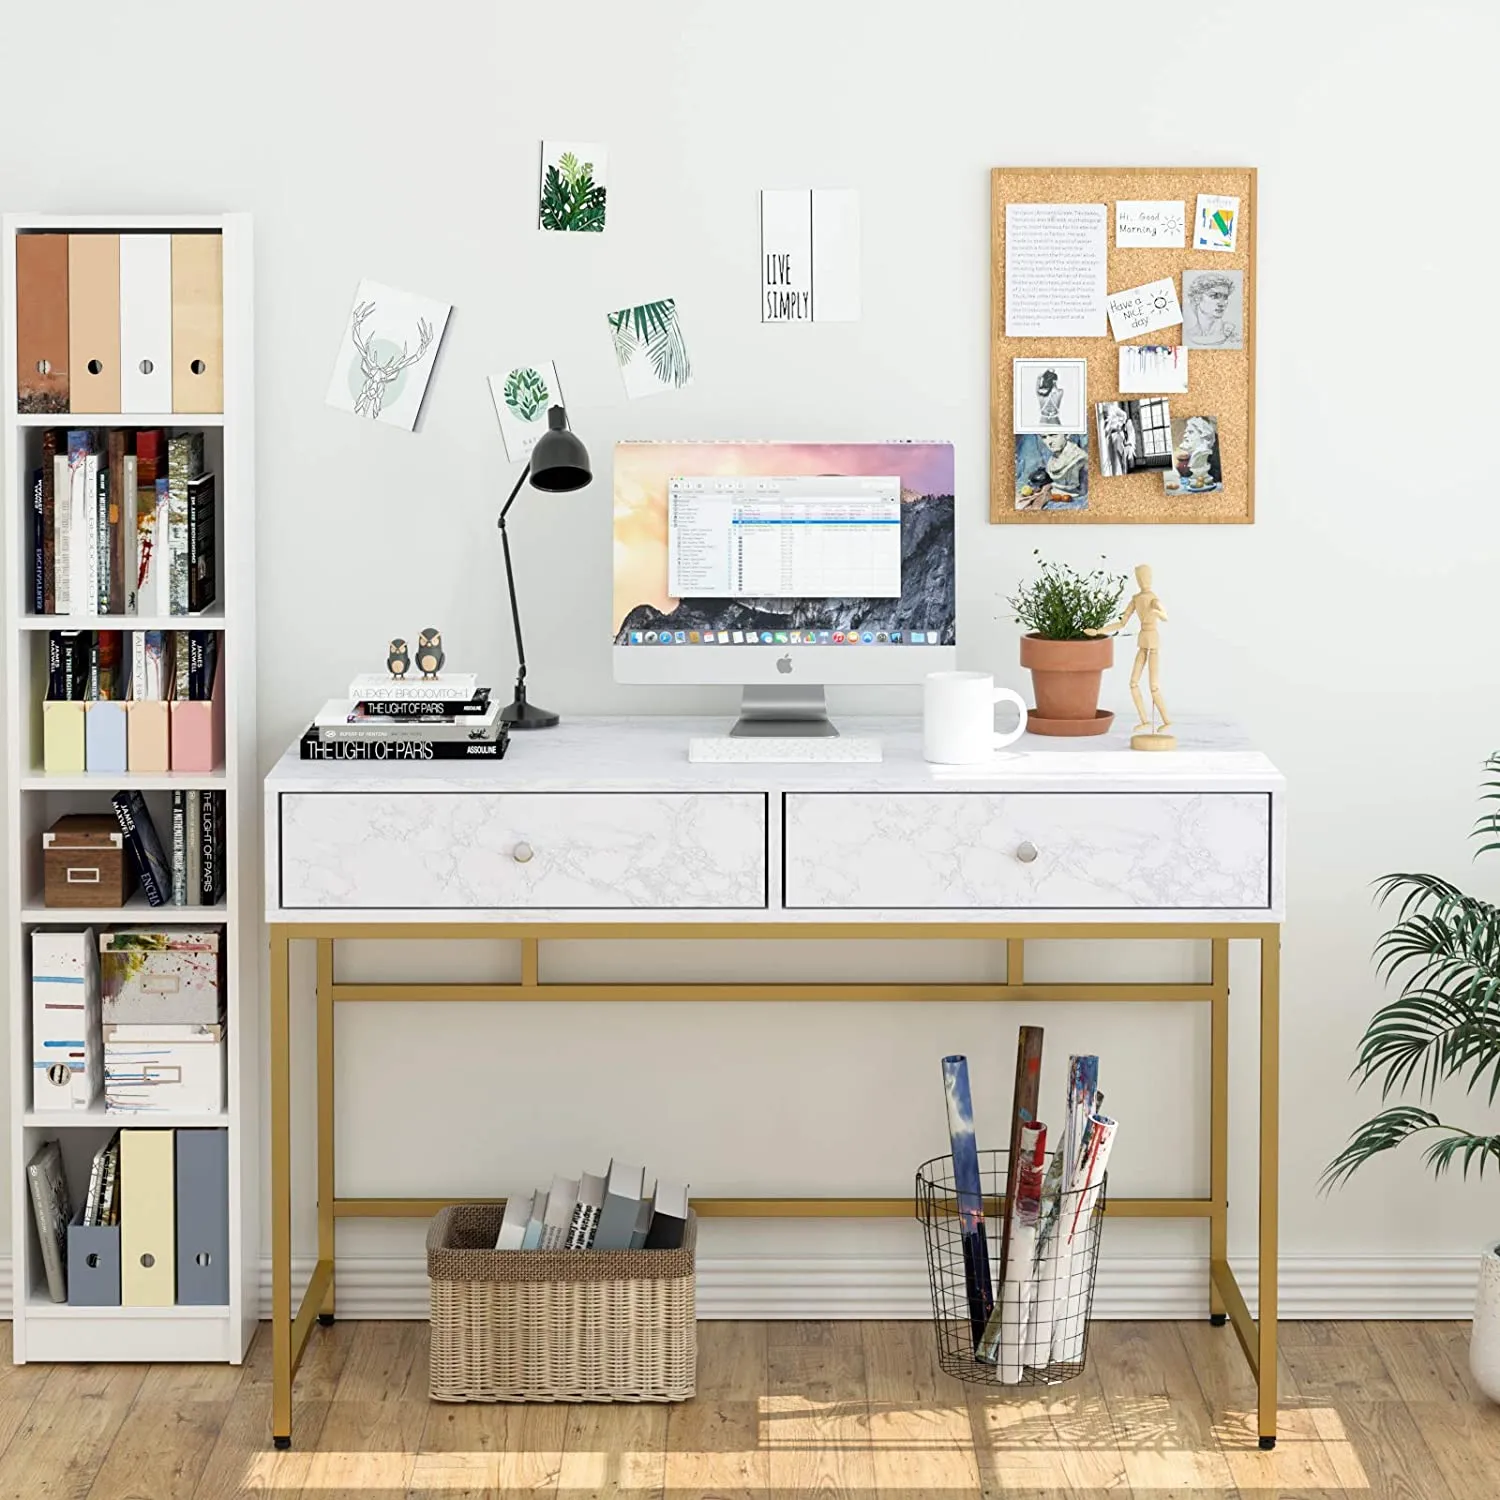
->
[[1115, 201, 1185, 247]]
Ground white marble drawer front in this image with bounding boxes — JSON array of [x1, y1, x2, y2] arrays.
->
[[279, 792, 768, 909], [783, 792, 1271, 910]]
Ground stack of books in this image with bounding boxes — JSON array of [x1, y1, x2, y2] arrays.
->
[[493, 1161, 690, 1251], [300, 673, 508, 761], [109, 790, 225, 908]]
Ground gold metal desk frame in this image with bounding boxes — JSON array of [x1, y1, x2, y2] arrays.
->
[[268, 920, 1280, 1450]]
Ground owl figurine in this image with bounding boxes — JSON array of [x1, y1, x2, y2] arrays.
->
[[415, 627, 445, 680], [386, 639, 410, 679]]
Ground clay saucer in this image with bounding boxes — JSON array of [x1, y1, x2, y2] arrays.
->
[[1026, 709, 1114, 738]]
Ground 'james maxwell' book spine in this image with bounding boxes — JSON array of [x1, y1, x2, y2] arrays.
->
[[942, 1054, 994, 1351], [110, 790, 171, 907]]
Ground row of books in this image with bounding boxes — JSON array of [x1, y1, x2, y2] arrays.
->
[[27, 1128, 229, 1308], [28, 428, 215, 617], [943, 1036, 1119, 1382], [301, 672, 509, 761], [33, 926, 226, 1115], [48, 629, 218, 702], [16, 230, 223, 416], [494, 1162, 691, 1252], [112, 789, 227, 907]]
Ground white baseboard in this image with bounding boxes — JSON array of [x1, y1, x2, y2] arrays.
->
[[256, 1252, 1478, 1322], [3, 1254, 1477, 1324]]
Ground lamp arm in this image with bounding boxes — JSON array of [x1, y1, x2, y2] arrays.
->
[[497, 463, 532, 693]]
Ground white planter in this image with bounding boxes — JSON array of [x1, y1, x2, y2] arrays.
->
[[1472, 1241, 1500, 1403]]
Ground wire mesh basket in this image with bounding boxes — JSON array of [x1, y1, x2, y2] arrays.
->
[[915, 1148, 1106, 1387]]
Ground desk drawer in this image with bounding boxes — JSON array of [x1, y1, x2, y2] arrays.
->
[[783, 792, 1270, 910], [280, 792, 767, 910]]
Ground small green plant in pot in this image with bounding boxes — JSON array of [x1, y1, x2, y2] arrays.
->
[[1007, 552, 1126, 737], [1322, 753, 1500, 1401]]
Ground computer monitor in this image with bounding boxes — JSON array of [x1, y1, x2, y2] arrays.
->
[[613, 441, 956, 734]]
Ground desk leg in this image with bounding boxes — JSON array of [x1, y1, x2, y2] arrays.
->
[[1209, 939, 1229, 1324], [270, 929, 293, 1449], [316, 939, 336, 1323], [1257, 931, 1280, 1449]]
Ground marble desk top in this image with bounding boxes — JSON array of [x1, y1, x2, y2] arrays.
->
[[265, 715, 1283, 796]]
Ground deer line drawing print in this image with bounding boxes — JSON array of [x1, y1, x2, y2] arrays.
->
[[350, 300, 434, 419], [325, 279, 453, 432]]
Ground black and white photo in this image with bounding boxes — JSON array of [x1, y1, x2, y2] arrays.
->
[[1095, 399, 1174, 477], [1182, 269, 1244, 349], [1013, 357, 1087, 433]]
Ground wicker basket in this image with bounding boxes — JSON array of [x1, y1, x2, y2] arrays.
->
[[425, 1202, 697, 1403]]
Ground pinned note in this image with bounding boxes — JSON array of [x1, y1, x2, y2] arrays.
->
[[1115, 201, 1185, 247], [1106, 278, 1183, 341]]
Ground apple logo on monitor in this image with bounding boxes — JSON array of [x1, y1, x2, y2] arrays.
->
[[776, 655, 793, 674]]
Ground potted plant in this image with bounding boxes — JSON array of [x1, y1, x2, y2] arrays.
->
[[1322, 753, 1500, 1401], [1007, 553, 1126, 737]]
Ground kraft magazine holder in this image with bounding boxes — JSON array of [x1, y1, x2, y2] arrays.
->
[[42, 699, 86, 773], [126, 698, 171, 772], [168, 655, 224, 772], [84, 700, 129, 775], [67, 1211, 122, 1307]]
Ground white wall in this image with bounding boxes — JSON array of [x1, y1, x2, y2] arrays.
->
[[4, 0, 1499, 1313]]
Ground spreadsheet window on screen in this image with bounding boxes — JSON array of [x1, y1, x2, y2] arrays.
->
[[667, 475, 902, 599]]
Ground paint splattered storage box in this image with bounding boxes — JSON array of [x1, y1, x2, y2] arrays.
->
[[98, 929, 223, 1025], [103, 1022, 226, 1113]]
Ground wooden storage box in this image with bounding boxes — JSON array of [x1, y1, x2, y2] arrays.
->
[[42, 815, 135, 908], [426, 1203, 697, 1404]]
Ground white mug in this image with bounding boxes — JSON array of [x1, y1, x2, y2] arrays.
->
[[923, 671, 1028, 764]]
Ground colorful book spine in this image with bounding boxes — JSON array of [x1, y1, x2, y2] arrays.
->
[[166, 433, 204, 614], [106, 429, 127, 614], [941, 1054, 993, 1351], [41, 428, 59, 613], [95, 464, 110, 613]]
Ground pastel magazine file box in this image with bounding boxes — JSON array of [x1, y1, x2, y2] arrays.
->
[[175, 1129, 230, 1305], [169, 654, 224, 772], [120, 1128, 175, 1306], [84, 701, 129, 775], [42, 699, 86, 774], [126, 696, 171, 772], [67, 1210, 122, 1307]]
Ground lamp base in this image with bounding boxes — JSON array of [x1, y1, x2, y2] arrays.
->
[[499, 697, 560, 730]]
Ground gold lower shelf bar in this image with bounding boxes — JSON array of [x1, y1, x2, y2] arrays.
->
[[329, 980, 1217, 1004], [331, 1194, 1214, 1220], [1210, 1256, 1260, 1379], [290, 1258, 334, 1375]]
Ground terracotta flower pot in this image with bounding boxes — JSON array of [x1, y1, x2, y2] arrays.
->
[[1019, 634, 1113, 736]]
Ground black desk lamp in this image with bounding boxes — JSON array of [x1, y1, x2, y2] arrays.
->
[[496, 405, 591, 729]]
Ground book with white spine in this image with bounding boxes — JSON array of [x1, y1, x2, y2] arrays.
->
[[347, 672, 478, 703], [538, 1176, 579, 1250], [495, 1190, 534, 1250], [567, 1171, 607, 1249], [521, 1188, 549, 1250]]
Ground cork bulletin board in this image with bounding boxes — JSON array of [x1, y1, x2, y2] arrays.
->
[[990, 167, 1257, 524]]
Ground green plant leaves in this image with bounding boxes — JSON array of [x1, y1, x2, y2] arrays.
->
[[540, 160, 607, 233], [608, 301, 692, 389], [502, 367, 550, 422], [1007, 552, 1126, 640]]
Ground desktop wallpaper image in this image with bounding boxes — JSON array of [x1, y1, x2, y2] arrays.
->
[[612, 441, 956, 645]]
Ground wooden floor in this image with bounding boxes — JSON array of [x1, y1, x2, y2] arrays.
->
[[0, 1319, 1493, 1498]]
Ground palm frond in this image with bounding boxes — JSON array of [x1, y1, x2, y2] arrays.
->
[[628, 301, 675, 342], [607, 311, 638, 365], [1423, 1127, 1500, 1179], [644, 313, 691, 389], [1320, 1106, 1443, 1191], [1476, 752, 1500, 857]]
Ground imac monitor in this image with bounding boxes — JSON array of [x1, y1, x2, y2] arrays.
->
[[613, 441, 956, 734]]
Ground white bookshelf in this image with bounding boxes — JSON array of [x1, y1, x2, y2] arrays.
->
[[2, 213, 258, 1364]]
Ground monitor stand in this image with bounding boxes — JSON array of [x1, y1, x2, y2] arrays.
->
[[729, 685, 838, 738]]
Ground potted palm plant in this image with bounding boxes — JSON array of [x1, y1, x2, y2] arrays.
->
[[1323, 753, 1500, 1401], [1007, 553, 1126, 737]]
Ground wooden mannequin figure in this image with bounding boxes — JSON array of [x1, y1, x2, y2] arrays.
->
[[1086, 563, 1175, 751]]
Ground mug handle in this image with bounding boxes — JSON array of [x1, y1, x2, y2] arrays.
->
[[992, 687, 1028, 749]]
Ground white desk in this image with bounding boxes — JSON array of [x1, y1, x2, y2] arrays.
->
[[263, 716, 1285, 1446]]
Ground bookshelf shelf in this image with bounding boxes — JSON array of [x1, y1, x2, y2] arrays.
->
[[17, 608, 227, 630], [4, 212, 258, 1367], [21, 769, 228, 790], [15, 411, 225, 427]]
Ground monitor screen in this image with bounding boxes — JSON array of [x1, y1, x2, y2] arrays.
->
[[612, 441, 956, 649]]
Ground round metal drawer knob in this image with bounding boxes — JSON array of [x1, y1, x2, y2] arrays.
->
[[1016, 840, 1039, 864], [513, 842, 534, 864]]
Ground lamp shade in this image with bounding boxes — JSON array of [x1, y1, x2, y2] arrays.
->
[[529, 405, 591, 493]]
